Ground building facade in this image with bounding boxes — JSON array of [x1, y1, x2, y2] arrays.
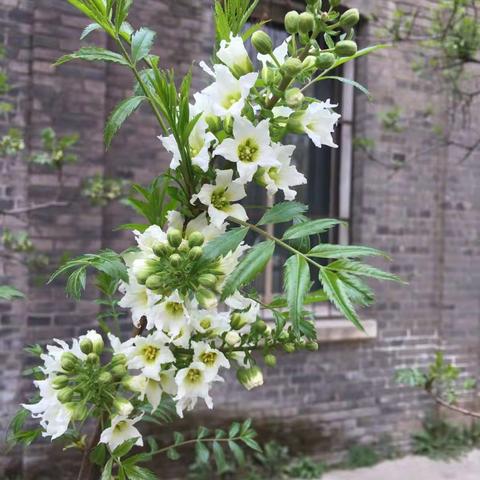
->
[[1, 0, 479, 478]]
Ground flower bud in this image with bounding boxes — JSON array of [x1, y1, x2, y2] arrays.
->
[[298, 12, 315, 34], [316, 52, 336, 70], [133, 258, 159, 284], [113, 397, 134, 416], [111, 364, 127, 380], [110, 353, 127, 368], [57, 387, 74, 403], [237, 366, 264, 391], [61, 352, 78, 372], [88, 331, 104, 355], [122, 375, 145, 393], [225, 331, 241, 346], [329, 0, 341, 7], [198, 273, 218, 289], [335, 40, 358, 57], [52, 375, 69, 390], [252, 320, 268, 334], [188, 231, 204, 248], [66, 402, 88, 422], [264, 354, 277, 367], [302, 55, 316, 70], [339, 8, 360, 28], [206, 115, 222, 133], [278, 330, 290, 342], [230, 312, 248, 330], [152, 242, 169, 257], [281, 57, 303, 77], [98, 371, 113, 384], [169, 253, 182, 267], [145, 274, 163, 291], [86, 353, 99, 366], [167, 228, 183, 248], [285, 88, 304, 108], [251, 31, 273, 55], [284, 11, 300, 34], [306, 340, 319, 351], [188, 246, 203, 260], [283, 342, 296, 353], [79, 338, 93, 355], [196, 288, 218, 310], [287, 111, 306, 134]]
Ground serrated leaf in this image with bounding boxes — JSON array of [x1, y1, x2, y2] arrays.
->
[[258, 201, 308, 225], [308, 244, 389, 260], [212, 441, 228, 473], [0, 285, 25, 300], [228, 422, 240, 438], [100, 458, 113, 480], [321, 76, 372, 98], [337, 272, 375, 307], [55, 47, 129, 66], [105, 96, 145, 148], [221, 240, 275, 300], [240, 436, 262, 453], [284, 255, 310, 333], [197, 426, 209, 439], [326, 259, 403, 282], [202, 227, 248, 261], [80, 23, 101, 40], [113, 437, 139, 458], [319, 268, 364, 331], [90, 444, 107, 466], [131, 27, 156, 63], [283, 219, 345, 240], [195, 441, 210, 463], [228, 440, 246, 465]]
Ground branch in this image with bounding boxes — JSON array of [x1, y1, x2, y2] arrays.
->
[[429, 391, 480, 420], [0, 201, 69, 216]]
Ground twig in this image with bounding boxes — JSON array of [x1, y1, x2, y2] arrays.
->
[[0, 201, 69, 216]]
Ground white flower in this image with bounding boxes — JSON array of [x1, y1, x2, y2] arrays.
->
[[218, 243, 250, 279], [258, 37, 289, 68], [108, 333, 135, 358], [134, 225, 167, 254], [191, 169, 247, 228], [214, 116, 279, 183], [190, 305, 231, 336], [170, 322, 194, 348], [217, 33, 253, 77], [128, 332, 175, 381], [151, 291, 189, 338], [167, 211, 226, 243], [174, 362, 221, 417], [40, 338, 85, 376], [159, 116, 216, 173], [128, 371, 177, 412], [22, 379, 73, 440], [99, 415, 143, 452], [272, 105, 294, 118], [201, 65, 258, 117], [192, 341, 230, 376], [299, 100, 341, 148], [261, 144, 306, 200]]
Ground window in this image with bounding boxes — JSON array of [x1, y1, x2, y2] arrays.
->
[[245, 20, 355, 309]]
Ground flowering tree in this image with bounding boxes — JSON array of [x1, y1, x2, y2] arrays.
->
[[8, 0, 403, 478]]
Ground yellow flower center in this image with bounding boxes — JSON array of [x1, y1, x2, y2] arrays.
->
[[186, 368, 202, 384], [143, 345, 159, 362], [222, 91, 241, 109], [200, 317, 212, 330], [166, 301, 183, 316], [200, 351, 217, 367], [268, 167, 280, 182], [238, 138, 259, 163], [114, 421, 127, 432], [211, 189, 229, 210]]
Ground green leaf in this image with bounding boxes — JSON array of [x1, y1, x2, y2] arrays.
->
[[333, 44, 390, 69], [326, 259, 403, 282], [202, 227, 248, 261], [258, 201, 308, 225], [105, 96, 145, 148], [90, 444, 107, 466], [321, 76, 372, 98], [55, 47, 129, 66], [228, 440, 246, 466], [113, 438, 139, 458], [284, 255, 311, 333], [123, 465, 157, 480], [283, 218, 345, 240], [337, 272, 375, 307], [319, 267, 364, 331], [100, 458, 113, 480], [0, 285, 25, 300], [212, 441, 228, 474], [308, 244, 389, 260], [228, 422, 240, 438], [80, 23, 102, 39], [195, 441, 210, 463], [131, 28, 156, 63], [221, 240, 275, 300]]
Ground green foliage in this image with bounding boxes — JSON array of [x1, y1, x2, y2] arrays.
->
[[0, 285, 25, 300], [202, 227, 249, 260], [214, 0, 261, 43], [308, 244, 389, 260], [49, 249, 128, 299], [55, 47, 130, 66], [258, 201, 308, 226], [131, 28, 156, 63], [345, 444, 380, 468], [82, 174, 127, 206], [283, 218, 345, 241], [379, 106, 404, 133], [285, 456, 326, 479], [0, 128, 25, 156], [30, 127, 79, 169]]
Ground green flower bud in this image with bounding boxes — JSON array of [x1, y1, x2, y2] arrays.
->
[[329, 0, 341, 7], [225, 330, 241, 346], [188, 246, 203, 260], [278, 330, 290, 342], [281, 57, 303, 77], [111, 364, 127, 380], [335, 40, 358, 57], [169, 253, 182, 267], [66, 402, 88, 422], [196, 288, 218, 310], [52, 375, 69, 390], [60, 352, 78, 372], [152, 242, 169, 257], [79, 338, 93, 355], [316, 52, 336, 70], [306, 340, 319, 351], [134, 258, 159, 284], [283, 342, 296, 353], [251, 31, 273, 55], [206, 115, 222, 133], [237, 366, 264, 391], [264, 354, 277, 367], [252, 320, 268, 334], [88, 332, 104, 355], [230, 312, 248, 330], [287, 110, 306, 134], [57, 387, 74, 403], [285, 88, 304, 108], [146, 274, 163, 291], [98, 371, 113, 384], [339, 8, 360, 28], [298, 12, 315, 34], [86, 352, 99, 365], [167, 228, 183, 248], [188, 231, 204, 248], [285, 11, 300, 34], [302, 55, 317, 70], [198, 273, 218, 289], [110, 353, 127, 368], [113, 397, 134, 416]]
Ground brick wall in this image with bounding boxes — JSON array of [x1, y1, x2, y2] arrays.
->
[[0, 0, 479, 478]]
